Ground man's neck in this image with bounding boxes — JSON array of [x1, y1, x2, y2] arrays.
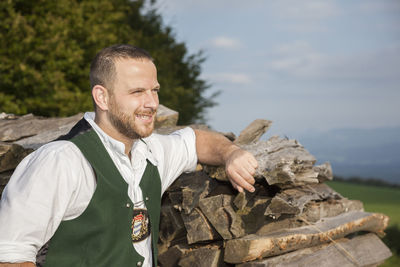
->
[[94, 116, 135, 158]]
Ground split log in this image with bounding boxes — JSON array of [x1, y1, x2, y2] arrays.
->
[[236, 233, 392, 267], [256, 218, 306, 236], [181, 208, 221, 244], [243, 136, 319, 186], [206, 136, 319, 187], [0, 112, 17, 120], [302, 198, 364, 223], [257, 198, 364, 235], [198, 195, 245, 239], [155, 104, 179, 128], [158, 204, 187, 253], [0, 170, 13, 195], [158, 244, 189, 267], [165, 171, 218, 214], [178, 246, 223, 267], [181, 172, 217, 214], [231, 192, 272, 235], [313, 162, 333, 182], [0, 142, 33, 172], [168, 191, 183, 212], [0, 113, 83, 149], [264, 184, 342, 219], [224, 211, 389, 264], [234, 119, 272, 145]]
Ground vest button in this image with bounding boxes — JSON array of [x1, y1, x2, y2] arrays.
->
[[145, 197, 149, 201], [126, 203, 131, 208], [137, 261, 142, 266]]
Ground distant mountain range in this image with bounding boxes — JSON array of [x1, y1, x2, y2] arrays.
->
[[294, 126, 400, 185]]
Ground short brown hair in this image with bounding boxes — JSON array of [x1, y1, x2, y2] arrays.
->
[[90, 44, 153, 90]]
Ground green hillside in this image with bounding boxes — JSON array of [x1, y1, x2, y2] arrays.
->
[[326, 181, 400, 225], [326, 180, 400, 267]]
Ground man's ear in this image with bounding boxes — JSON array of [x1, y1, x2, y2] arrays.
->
[[92, 85, 109, 111]]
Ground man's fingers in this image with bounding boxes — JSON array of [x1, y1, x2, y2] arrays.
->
[[245, 160, 257, 176], [237, 166, 256, 185], [230, 180, 244, 193], [250, 157, 258, 169], [229, 169, 255, 192], [226, 163, 255, 185], [225, 148, 258, 193]]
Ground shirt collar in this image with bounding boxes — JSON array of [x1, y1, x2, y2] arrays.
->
[[83, 112, 158, 166]]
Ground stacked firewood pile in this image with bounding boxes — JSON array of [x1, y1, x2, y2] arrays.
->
[[0, 106, 393, 266]]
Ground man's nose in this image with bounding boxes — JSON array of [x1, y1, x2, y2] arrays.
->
[[144, 90, 159, 110]]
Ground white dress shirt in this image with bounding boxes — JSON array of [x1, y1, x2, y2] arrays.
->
[[0, 112, 198, 266]]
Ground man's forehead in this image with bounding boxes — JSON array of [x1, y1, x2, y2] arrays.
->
[[115, 57, 153, 65], [115, 57, 155, 73]]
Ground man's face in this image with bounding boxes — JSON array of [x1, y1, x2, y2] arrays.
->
[[107, 58, 160, 139]]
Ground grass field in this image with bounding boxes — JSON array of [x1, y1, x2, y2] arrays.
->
[[326, 181, 400, 225], [326, 180, 400, 267]]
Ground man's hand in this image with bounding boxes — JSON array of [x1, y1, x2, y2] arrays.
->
[[224, 148, 258, 193], [195, 129, 258, 192]]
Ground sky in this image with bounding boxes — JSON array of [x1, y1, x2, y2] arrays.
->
[[149, 0, 400, 137]]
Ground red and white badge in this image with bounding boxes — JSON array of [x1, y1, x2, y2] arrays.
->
[[131, 208, 150, 242]]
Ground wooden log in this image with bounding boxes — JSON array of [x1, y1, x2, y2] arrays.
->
[[0, 142, 33, 172], [181, 173, 218, 214], [257, 198, 364, 235], [0, 170, 13, 196], [165, 171, 218, 214], [168, 191, 183, 212], [236, 233, 392, 267], [256, 217, 306, 236], [234, 119, 272, 145], [198, 195, 245, 239], [0, 106, 180, 149], [224, 211, 389, 264], [246, 136, 319, 186], [264, 184, 342, 219], [158, 204, 187, 253], [181, 208, 221, 244], [0, 113, 83, 149], [236, 196, 271, 235], [313, 162, 333, 182], [0, 112, 17, 120], [302, 198, 364, 223], [158, 244, 189, 267], [206, 136, 319, 187], [154, 104, 179, 128], [178, 246, 224, 267]]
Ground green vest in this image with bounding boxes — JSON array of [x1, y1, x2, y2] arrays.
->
[[43, 129, 161, 267]]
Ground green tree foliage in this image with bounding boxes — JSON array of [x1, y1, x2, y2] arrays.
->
[[0, 0, 217, 124]]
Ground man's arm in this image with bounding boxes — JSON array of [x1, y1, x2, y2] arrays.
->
[[0, 263, 35, 267], [194, 129, 258, 193]]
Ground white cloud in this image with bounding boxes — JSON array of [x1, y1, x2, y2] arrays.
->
[[269, 40, 324, 76], [205, 72, 252, 85], [274, 0, 341, 20], [269, 0, 341, 33], [269, 41, 400, 82], [208, 36, 243, 49]]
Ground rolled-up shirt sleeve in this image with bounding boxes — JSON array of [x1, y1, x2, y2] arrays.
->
[[148, 127, 198, 194], [0, 141, 93, 263]]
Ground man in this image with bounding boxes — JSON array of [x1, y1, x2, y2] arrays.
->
[[0, 44, 258, 267]]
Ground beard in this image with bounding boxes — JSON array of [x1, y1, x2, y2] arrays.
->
[[107, 98, 156, 140]]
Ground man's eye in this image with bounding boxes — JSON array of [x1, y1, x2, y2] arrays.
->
[[152, 88, 160, 93]]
